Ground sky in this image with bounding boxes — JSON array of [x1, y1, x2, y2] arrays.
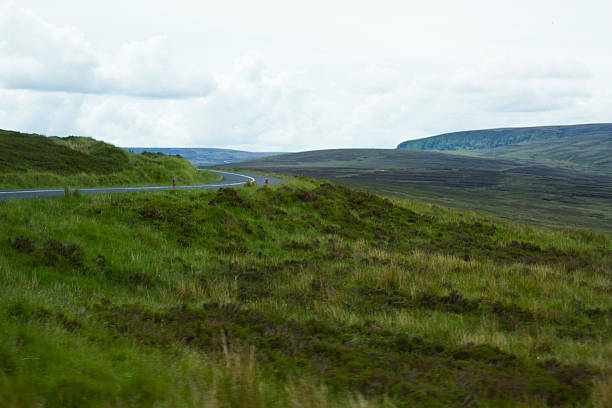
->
[[0, 0, 611, 151]]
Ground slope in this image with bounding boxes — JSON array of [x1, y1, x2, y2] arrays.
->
[[0, 129, 220, 188], [0, 179, 610, 407], [224, 149, 612, 230], [464, 133, 612, 175], [397, 123, 612, 174]]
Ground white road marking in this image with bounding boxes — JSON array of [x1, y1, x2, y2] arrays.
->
[[206, 169, 256, 183], [0, 189, 64, 194], [0, 170, 260, 196]]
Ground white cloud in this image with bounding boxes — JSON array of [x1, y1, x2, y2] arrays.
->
[[95, 36, 215, 98], [348, 66, 401, 95], [1, 2, 611, 151], [0, 6, 98, 93], [0, 88, 87, 136], [0, 6, 215, 98]]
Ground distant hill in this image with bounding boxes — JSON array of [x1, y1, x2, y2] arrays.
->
[[464, 132, 612, 174], [397, 123, 612, 151], [125, 147, 280, 166], [397, 123, 612, 174], [223, 148, 612, 230], [0, 129, 219, 188]]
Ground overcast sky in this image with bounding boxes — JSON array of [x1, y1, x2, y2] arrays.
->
[[1, 0, 611, 151]]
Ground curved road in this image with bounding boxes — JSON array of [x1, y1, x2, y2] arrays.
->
[[0, 170, 284, 201]]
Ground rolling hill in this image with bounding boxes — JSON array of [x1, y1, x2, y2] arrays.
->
[[0, 128, 610, 407], [125, 147, 280, 167], [397, 123, 612, 174], [464, 133, 612, 174], [223, 148, 612, 230], [0, 129, 220, 189]]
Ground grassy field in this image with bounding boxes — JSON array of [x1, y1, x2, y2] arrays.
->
[[225, 149, 612, 231], [0, 129, 221, 188], [397, 123, 612, 175], [0, 177, 610, 407]]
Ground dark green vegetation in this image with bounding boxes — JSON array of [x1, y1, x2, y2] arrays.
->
[[465, 132, 612, 175], [397, 123, 612, 175], [1, 178, 611, 407], [224, 149, 612, 231], [126, 147, 280, 167], [0, 129, 220, 188]]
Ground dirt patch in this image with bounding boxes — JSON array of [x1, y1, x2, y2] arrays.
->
[[8, 234, 36, 253], [8, 234, 85, 268], [211, 188, 253, 209]]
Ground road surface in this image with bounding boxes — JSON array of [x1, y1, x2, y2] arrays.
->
[[0, 170, 283, 201]]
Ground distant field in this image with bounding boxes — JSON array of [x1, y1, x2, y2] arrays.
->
[[126, 147, 280, 166], [460, 133, 612, 175], [224, 148, 612, 231], [0, 129, 220, 188], [397, 123, 612, 175]]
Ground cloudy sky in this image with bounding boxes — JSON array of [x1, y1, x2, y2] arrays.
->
[[1, 0, 611, 151]]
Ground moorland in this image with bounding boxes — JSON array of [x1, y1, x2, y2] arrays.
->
[[226, 147, 612, 231], [1, 176, 611, 407], [0, 129, 611, 407], [397, 123, 612, 176]]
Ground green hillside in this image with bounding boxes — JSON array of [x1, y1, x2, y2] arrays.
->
[[397, 123, 612, 151], [224, 149, 612, 230], [464, 133, 612, 175], [0, 129, 220, 188], [0, 179, 610, 407], [397, 124, 612, 174]]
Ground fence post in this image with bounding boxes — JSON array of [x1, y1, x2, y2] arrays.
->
[[172, 175, 175, 192]]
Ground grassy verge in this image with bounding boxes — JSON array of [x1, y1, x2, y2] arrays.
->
[[0, 155, 221, 188], [0, 177, 610, 407]]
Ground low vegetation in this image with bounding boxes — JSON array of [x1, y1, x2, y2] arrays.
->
[[223, 149, 612, 231], [396, 123, 610, 152], [397, 123, 612, 175], [0, 129, 220, 188], [0, 176, 610, 407]]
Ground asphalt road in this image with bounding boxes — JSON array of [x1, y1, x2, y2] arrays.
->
[[0, 170, 284, 201]]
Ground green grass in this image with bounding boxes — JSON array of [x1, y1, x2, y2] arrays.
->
[[460, 133, 612, 176], [0, 177, 610, 407], [224, 149, 612, 231], [397, 123, 612, 175], [0, 129, 221, 188]]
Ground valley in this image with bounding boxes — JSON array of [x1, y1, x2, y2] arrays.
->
[[223, 148, 612, 231]]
